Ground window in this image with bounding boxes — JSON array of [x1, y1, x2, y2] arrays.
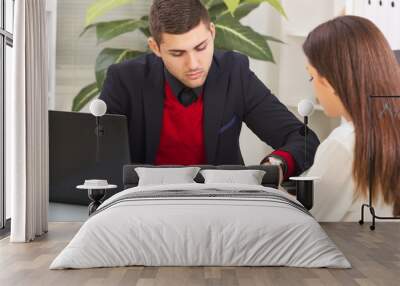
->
[[0, 0, 14, 232], [5, 0, 13, 33]]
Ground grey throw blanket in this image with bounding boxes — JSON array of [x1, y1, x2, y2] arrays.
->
[[92, 189, 311, 217]]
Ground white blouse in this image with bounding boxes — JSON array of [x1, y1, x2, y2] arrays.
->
[[304, 120, 393, 222]]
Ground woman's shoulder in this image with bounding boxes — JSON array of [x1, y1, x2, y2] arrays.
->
[[322, 120, 355, 153]]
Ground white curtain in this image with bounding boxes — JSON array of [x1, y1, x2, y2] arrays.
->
[[9, 0, 49, 242]]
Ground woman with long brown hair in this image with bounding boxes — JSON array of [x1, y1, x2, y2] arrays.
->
[[302, 15, 400, 221]]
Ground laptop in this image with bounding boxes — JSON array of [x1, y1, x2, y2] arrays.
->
[[49, 110, 131, 205]]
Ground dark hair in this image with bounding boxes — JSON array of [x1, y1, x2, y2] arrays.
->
[[303, 16, 400, 215], [149, 0, 211, 44]]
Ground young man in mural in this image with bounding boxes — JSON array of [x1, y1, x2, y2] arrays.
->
[[99, 0, 320, 183]]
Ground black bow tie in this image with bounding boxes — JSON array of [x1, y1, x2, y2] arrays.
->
[[178, 88, 198, 107]]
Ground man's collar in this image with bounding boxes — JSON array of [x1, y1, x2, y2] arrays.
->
[[164, 68, 203, 97]]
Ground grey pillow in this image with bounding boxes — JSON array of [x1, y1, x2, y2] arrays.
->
[[135, 167, 201, 186], [200, 169, 266, 185]]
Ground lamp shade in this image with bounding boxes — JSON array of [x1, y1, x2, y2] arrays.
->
[[298, 99, 315, 117], [90, 99, 107, 117]]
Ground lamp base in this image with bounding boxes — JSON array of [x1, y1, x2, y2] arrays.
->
[[289, 177, 317, 211], [295, 180, 314, 211], [88, 189, 106, 215], [359, 203, 400, 231]]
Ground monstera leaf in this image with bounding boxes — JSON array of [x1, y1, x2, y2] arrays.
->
[[73, 0, 286, 111]]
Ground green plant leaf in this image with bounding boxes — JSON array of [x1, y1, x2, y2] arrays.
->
[[80, 23, 96, 37], [208, 2, 227, 18], [140, 27, 151, 38], [233, 2, 260, 19], [95, 48, 146, 89], [139, 16, 151, 38], [81, 19, 148, 43], [86, 0, 135, 26], [95, 19, 148, 44], [264, 35, 285, 44], [202, 0, 224, 9], [214, 15, 274, 62], [221, 0, 238, 14], [245, 0, 287, 18], [223, 0, 240, 13], [216, 2, 260, 19], [72, 82, 99, 112]]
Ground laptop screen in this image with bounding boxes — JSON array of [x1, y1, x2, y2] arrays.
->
[[49, 111, 130, 205]]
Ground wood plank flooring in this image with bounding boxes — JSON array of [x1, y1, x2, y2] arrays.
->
[[0, 222, 399, 286]]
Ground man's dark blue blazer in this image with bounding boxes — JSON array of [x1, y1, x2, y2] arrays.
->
[[99, 50, 320, 174]]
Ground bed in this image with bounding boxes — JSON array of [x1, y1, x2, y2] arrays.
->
[[50, 165, 350, 269]]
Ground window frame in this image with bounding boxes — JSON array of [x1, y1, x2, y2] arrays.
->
[[0, 0, 14, 232]]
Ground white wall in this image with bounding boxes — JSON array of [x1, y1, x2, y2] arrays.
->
[[347, 0, 400, 50], [277, 0, 348, 144], [239, 3, 282, 164]]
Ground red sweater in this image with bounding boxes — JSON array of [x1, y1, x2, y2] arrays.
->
[[155, 82, 296, 177], [155, 82, 206, 165]]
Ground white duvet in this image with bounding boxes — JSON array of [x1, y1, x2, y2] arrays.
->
[[50, 183, 351, 269]]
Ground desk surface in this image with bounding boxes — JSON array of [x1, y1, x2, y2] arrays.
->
[[0, 222, 399, 286]]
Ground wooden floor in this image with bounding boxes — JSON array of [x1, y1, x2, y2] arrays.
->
[[0, 222, 399, 286]]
